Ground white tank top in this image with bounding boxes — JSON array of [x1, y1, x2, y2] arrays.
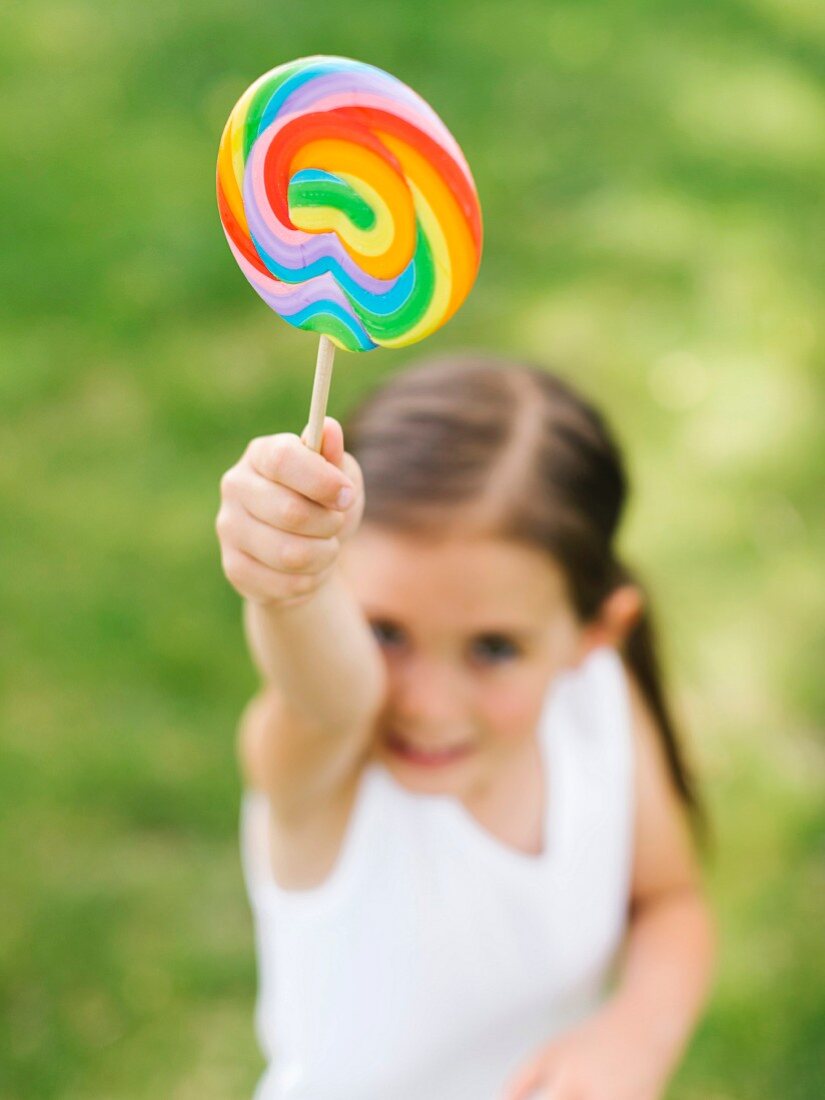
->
[[240, 645, 635, 1100]]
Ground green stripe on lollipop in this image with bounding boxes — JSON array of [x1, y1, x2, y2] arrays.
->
[[299, 311, 367, 352], [243, 60, 307, 159], [349, 221, 435, 343], [289, 173, 377, 231]]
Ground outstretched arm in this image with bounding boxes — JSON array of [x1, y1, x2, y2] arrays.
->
[[218, 418, 387, 820], [219, 416, 385, 733]]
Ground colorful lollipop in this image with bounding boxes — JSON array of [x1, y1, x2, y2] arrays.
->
[[216, 55, 482, 448]]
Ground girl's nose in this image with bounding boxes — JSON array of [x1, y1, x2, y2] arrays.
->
[[392, 657, 468, 730]]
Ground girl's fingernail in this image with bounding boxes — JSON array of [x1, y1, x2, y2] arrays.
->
[[336, 486, 354, 509]]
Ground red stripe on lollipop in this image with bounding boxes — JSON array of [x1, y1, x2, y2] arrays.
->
[[330, 106, 483, 253], [216, 172, 272, 277], [262, 112, 408, 229]]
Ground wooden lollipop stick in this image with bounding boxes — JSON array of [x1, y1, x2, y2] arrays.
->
[[303, 335, 336, 452]]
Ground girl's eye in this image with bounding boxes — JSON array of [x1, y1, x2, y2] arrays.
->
[[469, 634, 521, 665], [370, 620, 406, 649]]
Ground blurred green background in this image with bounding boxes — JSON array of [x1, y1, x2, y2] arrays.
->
[[1, 0, 823, 1097]]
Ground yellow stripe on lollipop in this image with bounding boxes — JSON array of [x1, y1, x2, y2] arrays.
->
[[217, 117, 248, 235], [330, 174, 396, 258], [379, 132, 477, 321], [289, 174, 397, 260], [218, 77, 271, 236], [229, 72, 274, 189], [379, 180, 452, 348], [292, 139, 416, 280]]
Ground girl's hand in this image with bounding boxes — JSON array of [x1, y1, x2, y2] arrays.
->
[[216, 416, 365, 608], [500, 1001, 669, 1100]]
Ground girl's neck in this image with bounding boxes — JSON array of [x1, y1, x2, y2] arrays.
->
[[459, 734, 545, 855]]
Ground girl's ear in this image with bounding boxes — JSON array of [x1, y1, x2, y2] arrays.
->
[[575, 584, 643, 664]]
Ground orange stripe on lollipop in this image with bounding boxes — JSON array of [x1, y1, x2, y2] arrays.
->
[[216, 172, 272, 278], [262, 113, 417, 281], [379, 132, 478, 322], [332, 106, 483, 257], [291, 139, 416, 280], [263, 114, 397, 224], [216, 118, 248, 237]]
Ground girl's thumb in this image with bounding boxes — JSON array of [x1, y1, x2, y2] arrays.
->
[[302, 416, 346, 470]]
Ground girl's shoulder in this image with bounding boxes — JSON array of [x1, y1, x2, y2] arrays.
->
[[241, 762, 378, 896], [548, 645, 632, 749]]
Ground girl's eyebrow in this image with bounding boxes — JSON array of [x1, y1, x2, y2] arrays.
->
[[467, 626, 536, 642], [363, 608, 404, 623], [363, 610, 539, 645]]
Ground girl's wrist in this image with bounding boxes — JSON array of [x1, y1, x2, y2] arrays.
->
[[244, 567, 334, 615], [598, 990, 684, 1086]]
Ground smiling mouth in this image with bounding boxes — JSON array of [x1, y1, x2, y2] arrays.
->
[[384, 731, 475, 767]]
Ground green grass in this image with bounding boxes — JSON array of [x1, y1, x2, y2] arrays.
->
[[1, 0, 823, 1096]]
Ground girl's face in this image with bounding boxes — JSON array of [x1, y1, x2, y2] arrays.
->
[[339, 524, 587, 801]]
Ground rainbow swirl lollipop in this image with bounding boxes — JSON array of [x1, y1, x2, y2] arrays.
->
[[216, 55, 483, 354]]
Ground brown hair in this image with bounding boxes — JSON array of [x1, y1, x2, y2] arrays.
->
[[344, 353, 707, 842]]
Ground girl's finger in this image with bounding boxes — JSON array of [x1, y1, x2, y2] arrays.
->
[[238, 473, 345, 538], [232, 508, 341, 575], [500, 1057, 547, 1100], [302, 416, 346, 470], [219, 545, 321, 605], [247, 433, 353, 509], [542, 1067, 577, 1100], [340, 451, 364, 492]]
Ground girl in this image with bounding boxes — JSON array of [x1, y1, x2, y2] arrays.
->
[[216, 355, 716, 1100]]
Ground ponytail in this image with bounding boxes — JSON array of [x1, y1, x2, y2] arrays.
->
[[618, 565, 710, 848]]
